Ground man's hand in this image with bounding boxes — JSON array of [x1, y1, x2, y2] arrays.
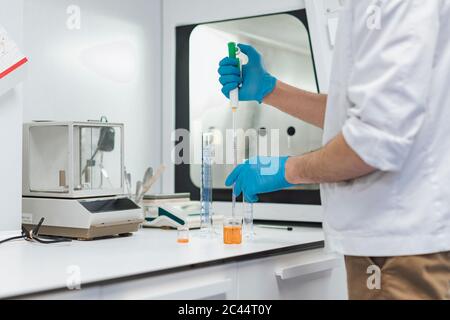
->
[[225, 156, 293, 203], [218, 44, 327, 129], [218, 44, 277, 103], [285, 133, 376, 185], [225, 134, 375, 203]]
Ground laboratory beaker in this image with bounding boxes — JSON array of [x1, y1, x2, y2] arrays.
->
[[223, 217, 242, 245], [177, 225, 190, 244]]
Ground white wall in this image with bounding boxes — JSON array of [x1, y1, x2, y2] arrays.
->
[[22, 0, 163, 193], [0, 0, 24, 231]]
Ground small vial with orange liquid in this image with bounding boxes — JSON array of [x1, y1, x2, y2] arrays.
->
[[223, 217, 242, 245], [177, 226, 190, 244]]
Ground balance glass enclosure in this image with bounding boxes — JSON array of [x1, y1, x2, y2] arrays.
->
[[23, 122, 124, 198], [175, 10, 322, 205]]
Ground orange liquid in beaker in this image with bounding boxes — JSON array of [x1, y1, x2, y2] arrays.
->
[[177, 238, 189, 244], [223, 226, 242, 244]]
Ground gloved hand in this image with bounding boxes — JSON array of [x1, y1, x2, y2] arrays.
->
[[225, 156, 293, 203], [218, 44, 277, 104]]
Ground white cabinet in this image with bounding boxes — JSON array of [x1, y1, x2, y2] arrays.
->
[[98, 249, 347, 300], [237, 249, 348, 300], [22, 249, 347, 300], [100, 263, 238, 300], [23, 287, 101, 300]]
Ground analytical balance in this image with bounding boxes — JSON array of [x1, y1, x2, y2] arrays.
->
[[22, 121, 143, 240]]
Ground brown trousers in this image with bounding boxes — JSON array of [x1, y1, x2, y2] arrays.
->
[[345, 252, 450, 300]]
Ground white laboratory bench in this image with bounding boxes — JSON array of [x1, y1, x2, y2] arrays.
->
[[0, 226, 348, 300]]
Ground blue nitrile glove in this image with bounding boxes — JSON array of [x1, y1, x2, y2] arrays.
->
[[225, 156, 293, 203], [218, 44, 277, 104]]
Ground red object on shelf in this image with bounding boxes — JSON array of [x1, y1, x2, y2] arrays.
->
[[0, 57, 28, 79], [1, 24, 28, 83]]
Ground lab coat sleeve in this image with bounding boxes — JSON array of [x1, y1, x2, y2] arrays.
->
[[342, 0, 439, 171]]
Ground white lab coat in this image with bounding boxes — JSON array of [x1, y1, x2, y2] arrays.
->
[[322, 0, 450, 256]]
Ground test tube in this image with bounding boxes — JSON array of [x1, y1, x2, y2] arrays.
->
[[243, 195, 255, 239], [200, 132, 214, 235]]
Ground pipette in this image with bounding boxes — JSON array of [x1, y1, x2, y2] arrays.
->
[[228, 42, 240, 218], [228, 42, 240, 112]]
